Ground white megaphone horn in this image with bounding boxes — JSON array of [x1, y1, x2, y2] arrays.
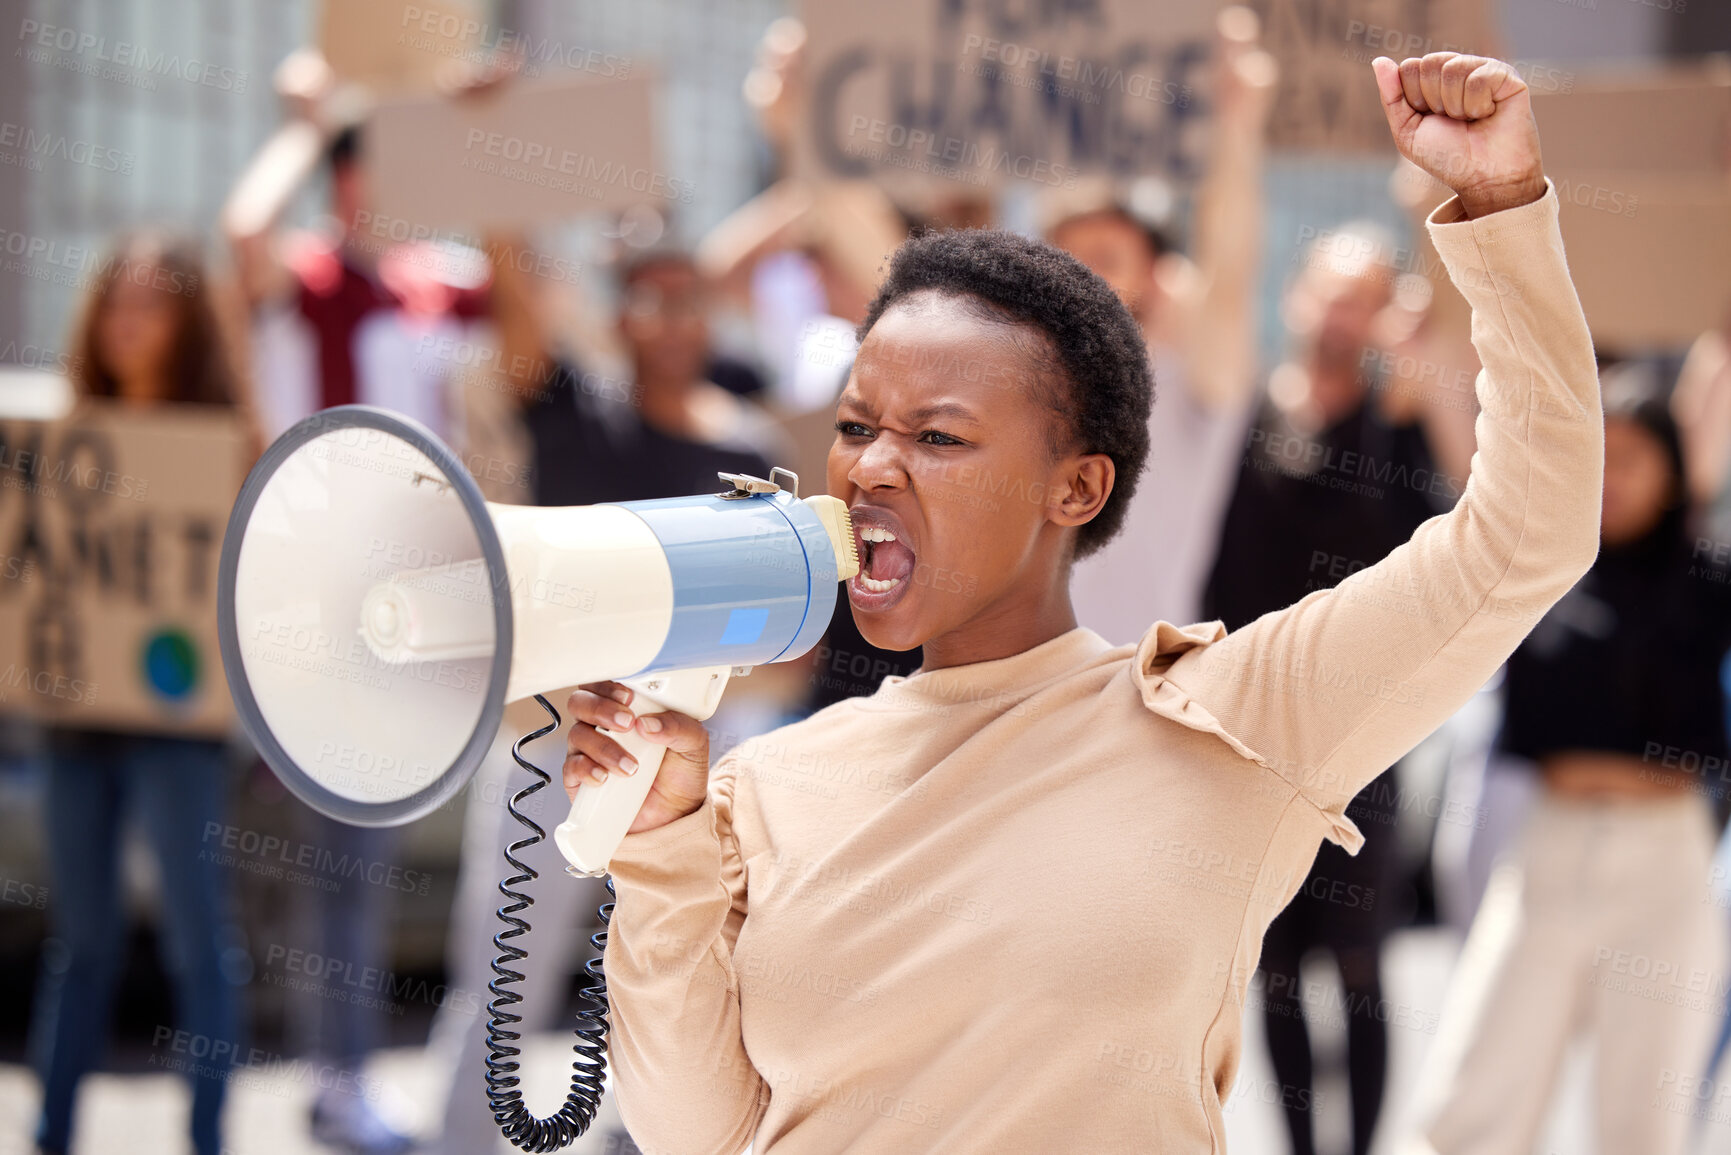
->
[[216, 405, 858, 875]]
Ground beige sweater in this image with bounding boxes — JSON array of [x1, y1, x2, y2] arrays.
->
[[602, 184, 1602, 1155]]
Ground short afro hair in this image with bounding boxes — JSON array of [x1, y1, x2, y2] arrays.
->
[[857, 228, 1153, 560]]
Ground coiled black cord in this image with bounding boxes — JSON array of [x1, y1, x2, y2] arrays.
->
[[485, 693, 615, 1152]]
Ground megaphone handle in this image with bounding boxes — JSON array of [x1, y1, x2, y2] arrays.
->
[[553, 666, 732, 876]]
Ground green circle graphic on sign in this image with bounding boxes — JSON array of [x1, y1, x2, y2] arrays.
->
[[142, 629, 199, 701]]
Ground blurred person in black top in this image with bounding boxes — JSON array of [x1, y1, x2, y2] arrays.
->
[[523, 249, 784, 503], [1409, 379, 1731, 1155], [1203, 223, 1450, 1155], [1500, 387, 1731, 795], [519, 246, 921, 710]]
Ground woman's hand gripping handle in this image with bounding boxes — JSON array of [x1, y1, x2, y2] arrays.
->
[[555, 667, 727, 875]]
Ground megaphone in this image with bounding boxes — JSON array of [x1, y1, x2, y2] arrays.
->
[[217, 404, 860, 1150], [215, 405, 858, 872]]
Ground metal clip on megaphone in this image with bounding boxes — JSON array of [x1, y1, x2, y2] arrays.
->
[[216, 407, 858, 1149]]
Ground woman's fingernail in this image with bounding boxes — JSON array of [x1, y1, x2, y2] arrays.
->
[[614, 710, 634, 728], [589, 767, 607, 784], [640, 716, 663, 734], [620, 755, 638, 774], [612, 688, 632, 705]]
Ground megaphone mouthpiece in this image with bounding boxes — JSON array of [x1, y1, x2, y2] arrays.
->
[[804, 494, 859, 582]]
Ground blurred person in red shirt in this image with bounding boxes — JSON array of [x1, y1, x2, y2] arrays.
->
[[222, 49, 494, 1155]]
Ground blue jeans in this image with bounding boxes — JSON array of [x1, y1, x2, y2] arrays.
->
[[286, 809, 399, 1072], [28, 731, 249, 1155]]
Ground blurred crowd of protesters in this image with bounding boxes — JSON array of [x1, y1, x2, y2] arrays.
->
[[13, 9, 1731, 1155]]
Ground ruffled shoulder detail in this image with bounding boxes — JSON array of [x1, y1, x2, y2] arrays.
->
[[1321, 813, 1365, 854], [1132, 620, 1268, 767], [1130, 620, 1365, 853]]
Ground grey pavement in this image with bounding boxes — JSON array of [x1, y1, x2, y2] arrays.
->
[[5, 927, 1730, 1155]]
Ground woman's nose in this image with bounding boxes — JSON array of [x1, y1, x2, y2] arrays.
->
[[849, 434, 907, 492]]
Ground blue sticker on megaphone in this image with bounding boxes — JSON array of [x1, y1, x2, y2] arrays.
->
[[719, 606, 770, 646]]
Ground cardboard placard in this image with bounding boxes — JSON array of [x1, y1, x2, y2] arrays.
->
[[1529, 65, 1731, 350], [793, 0, 1218, 198], [1534, 66, 1731, 176], [320, 0, 486, 97], [0, 399, 248, 737], [1248, 0, 1496, 153], [367, 73, 682, 231]]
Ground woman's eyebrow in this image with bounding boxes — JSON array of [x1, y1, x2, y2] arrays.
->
[[835, 396, 979, 426], [905, 401, 979, 424]]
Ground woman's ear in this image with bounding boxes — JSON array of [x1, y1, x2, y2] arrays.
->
[[1047, 453, 1114, 530]]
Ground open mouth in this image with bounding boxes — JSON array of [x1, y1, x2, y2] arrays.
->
[[849, 512, 916, 609]]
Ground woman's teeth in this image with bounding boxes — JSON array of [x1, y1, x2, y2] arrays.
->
[[853, 521, 911, 596]]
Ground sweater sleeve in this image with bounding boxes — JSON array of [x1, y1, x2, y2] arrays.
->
[[602, 756, 766, 1155], [1165, 181, 1602, 840]]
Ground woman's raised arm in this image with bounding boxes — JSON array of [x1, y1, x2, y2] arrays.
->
[[1160, 53, 1603, 835]]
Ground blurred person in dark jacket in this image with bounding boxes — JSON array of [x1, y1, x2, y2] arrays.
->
[[1204, 221, 1448, 1155]]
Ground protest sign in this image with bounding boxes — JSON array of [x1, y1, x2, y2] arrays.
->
[[1530, 64, 1731, 349], [367, 73, 685, 230], [794, 0, 1217, 199], [0, 399, 247, 736]]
